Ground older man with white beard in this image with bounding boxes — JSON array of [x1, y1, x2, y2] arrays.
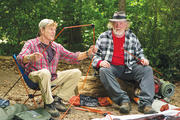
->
[[92, 11, 156, 114]]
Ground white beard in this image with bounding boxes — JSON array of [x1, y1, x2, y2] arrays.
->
[[113, 28, 125, 38]]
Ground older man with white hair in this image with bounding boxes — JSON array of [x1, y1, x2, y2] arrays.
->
[[92, 11, 156, 114], [17, 19, 97, 117]]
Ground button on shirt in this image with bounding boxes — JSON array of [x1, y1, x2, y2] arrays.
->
[[17, 37, 80, 80]]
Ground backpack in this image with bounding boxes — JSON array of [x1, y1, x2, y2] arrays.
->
[[69, 94, 112, 107], [0, 104, 28, 120], [13, 108, 52, 120]]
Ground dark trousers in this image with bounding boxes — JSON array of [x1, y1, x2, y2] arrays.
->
[[99, 64, 155, 107]]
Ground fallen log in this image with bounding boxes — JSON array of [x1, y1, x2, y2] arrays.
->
[[78, 76, 136, 99]]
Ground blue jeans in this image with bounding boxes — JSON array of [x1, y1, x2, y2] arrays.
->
[[99, 64, 155, 107]]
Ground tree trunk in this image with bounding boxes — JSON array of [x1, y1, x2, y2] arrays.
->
[[119, 0, 126, 11]]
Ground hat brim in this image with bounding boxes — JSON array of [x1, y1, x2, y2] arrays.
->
[[109, 19, 127, 22]]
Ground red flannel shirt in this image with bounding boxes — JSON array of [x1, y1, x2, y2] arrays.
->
[[17, 37, 80, 80]]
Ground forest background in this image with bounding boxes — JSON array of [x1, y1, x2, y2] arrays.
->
[[0, 0, 179, 82]]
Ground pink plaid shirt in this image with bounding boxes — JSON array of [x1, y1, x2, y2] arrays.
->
[[17, 37, 80, 80]]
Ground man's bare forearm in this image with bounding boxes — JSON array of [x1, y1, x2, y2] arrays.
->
[[77, 51, 89, 60]]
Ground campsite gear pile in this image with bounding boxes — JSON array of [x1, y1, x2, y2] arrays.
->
[[13, 108, 52, 120], [124, 49, 175, 102], [0, 99, 53, 120], [154, 76, 175, 99], [0, 104, 28, 120], [134, 76, 175, 104], [69, 94, 112, 107], [69, 94, 113, 116]]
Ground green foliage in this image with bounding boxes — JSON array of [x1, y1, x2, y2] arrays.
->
[[0, 0, 179, 82], [126, 0, 180, 82], [0, 43, 23, 56]]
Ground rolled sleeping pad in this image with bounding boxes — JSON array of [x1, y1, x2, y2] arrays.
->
[[159, 79, 175, 98]]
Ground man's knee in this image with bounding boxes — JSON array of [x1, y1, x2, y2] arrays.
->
[[144, 66, 153, 73], [39, 69, 51, 80], [69, 69, 82, 83], [72, 69, 82, 77], [99, 67, 110, 75], [134, 65, 153, 76]]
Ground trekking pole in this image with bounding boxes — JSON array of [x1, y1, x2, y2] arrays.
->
[[42, 24, 94, 54], [59, 24, 95, 120], [74, 106, 112, 116], [3, 76, 22, 97], [124, 49, 163, 76]]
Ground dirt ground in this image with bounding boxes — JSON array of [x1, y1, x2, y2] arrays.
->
[[0, 57, 179, 120]]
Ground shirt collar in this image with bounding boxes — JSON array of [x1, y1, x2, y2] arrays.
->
[[36, 37, 56, 49]]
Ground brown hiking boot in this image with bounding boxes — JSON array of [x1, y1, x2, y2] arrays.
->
[[138, 105, 157, 114], [119, 102, 131, 114], [53, 95, 68, 112], [44, 102, 60, 117]]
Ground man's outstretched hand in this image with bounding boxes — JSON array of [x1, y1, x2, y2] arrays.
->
[[87, 45, 98, 56]]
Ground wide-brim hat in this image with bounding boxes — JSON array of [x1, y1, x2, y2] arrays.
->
[[109, 11, 127, 22]]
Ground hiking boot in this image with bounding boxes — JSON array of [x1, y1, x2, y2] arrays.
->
[[138, 105, 157, 114], [53, 95, 68, 112], [44, 102, 60, 117], [119, 102, 131, 114]]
